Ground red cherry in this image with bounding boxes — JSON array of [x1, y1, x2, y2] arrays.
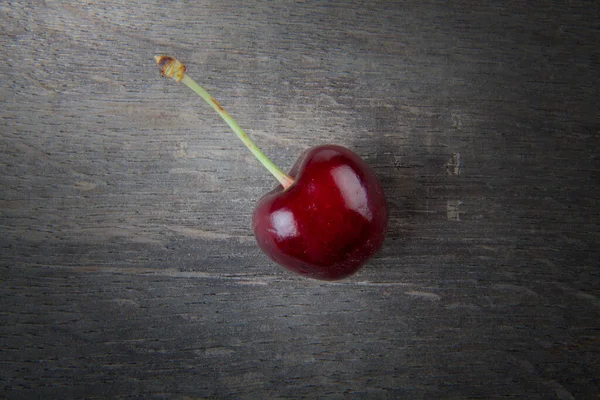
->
[[156, 57, 388, 280], [253, 145, 388, 280]]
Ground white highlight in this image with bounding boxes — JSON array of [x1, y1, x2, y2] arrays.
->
[[331, 165, 372, 220], [271, 209, 298, 239]]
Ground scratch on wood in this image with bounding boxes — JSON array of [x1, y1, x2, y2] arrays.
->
[[326, 281, 411, 287], [90, 74, 123, 87], [62, 265, 274, 284], [168, 226, 255, 242], [559, 285, 600, 308], [446, 152, 461, 176], [57, 265, 417, 288], [236, 280, 270, 286], [110, 298, 140, 308], [168, 168, 205, 175], [545, 379, 575, 400], [174, 142, 188, 158], [492, 284, 538, 297], [405, 291, 442, 301], [451, 113, 463, 130], [73, 181, 97, 191], [446, 200, 463, 221]]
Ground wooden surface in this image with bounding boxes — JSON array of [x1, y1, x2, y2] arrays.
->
[[1, 1, 599, 398]]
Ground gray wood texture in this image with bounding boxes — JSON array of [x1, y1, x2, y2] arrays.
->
[[1, 1, 599, 398]]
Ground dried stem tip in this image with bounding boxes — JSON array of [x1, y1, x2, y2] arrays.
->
[[155, 55, 186, 82]]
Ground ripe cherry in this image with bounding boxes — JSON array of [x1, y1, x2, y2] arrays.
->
[[253, 145, 387, 280]]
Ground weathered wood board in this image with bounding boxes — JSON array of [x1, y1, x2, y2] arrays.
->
[[1, 1, 598, 398]]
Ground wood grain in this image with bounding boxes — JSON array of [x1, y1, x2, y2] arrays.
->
[[1, 1, 599, 398]]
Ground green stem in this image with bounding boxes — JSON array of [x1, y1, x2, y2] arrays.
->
[[179, 74, 294, 189]]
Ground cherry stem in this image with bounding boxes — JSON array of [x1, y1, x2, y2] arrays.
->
[[155, 56, 294, 190]]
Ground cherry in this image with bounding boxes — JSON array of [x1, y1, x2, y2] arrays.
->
[[253, 145, 387, 280], [156, 56, 388, 280]]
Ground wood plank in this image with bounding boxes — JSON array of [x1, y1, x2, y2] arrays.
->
[[1, 1, 598, 398]]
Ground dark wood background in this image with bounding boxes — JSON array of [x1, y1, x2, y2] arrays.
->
[[1, 1, 599, 398]]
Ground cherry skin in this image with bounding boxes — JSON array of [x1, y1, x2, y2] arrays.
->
[[252, 145, 388, 280]]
